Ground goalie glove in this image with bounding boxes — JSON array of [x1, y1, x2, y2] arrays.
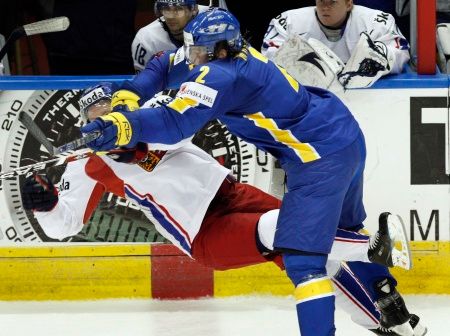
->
[[21, 174, 58, 212], [338, 32, 395, 89], [273, 35, 345, 91]]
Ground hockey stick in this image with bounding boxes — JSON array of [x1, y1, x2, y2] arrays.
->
[[18, 111, 56, 154], [18, 111, 99, 155], [0, 131, 102, 179], [0, 146, 134, 180], [53, 132, 100, 154], [0, 148, 94, 179], [0, 16, 70, 62]]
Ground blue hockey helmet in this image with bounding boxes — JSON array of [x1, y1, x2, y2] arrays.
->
[[183, 8, 243, 64], [78, 82, 116, 124]]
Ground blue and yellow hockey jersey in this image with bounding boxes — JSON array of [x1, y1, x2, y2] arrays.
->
[[123, 46, 361, 166]]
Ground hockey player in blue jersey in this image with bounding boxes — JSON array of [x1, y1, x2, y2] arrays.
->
[[80, 8, 422, 336]]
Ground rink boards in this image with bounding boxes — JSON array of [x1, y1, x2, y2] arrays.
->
[[0, 242, 448, 300], [0, 73, 449, 299]]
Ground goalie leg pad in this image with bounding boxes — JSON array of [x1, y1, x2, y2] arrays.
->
[[273, 34, 344, 90]]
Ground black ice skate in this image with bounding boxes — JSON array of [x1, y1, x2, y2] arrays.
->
[[370, 278, 430, 336], [369, 314, 428, 335], [368, 212, 412, 270]]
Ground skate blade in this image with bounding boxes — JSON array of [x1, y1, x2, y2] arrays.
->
[[388, 214, 412, 270], [392, 321, 414, 336], [413, 324, 428, 336]]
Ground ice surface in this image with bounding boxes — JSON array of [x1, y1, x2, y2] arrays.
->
[[0, 295, 447, 335]]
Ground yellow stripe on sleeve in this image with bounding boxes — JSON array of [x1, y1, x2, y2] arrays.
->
[[249, 47, 268, 63], [245, 112, 321, 162], [277, 66, 299, 92], [294, 277, 334, 304], [167, 97, 199, 114]]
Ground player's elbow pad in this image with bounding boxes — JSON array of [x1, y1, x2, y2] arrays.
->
[[111, 90, 141, 112]]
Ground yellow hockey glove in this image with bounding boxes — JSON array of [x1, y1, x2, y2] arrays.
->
[[111, 90, 140, 112]]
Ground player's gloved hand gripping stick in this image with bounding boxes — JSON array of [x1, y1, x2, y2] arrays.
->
[[80, 111, 142, 151]]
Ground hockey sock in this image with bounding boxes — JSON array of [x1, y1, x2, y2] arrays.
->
[[333, 263, 381, 329], [283, 253, 335, 336], [345, 261, 397, 300]]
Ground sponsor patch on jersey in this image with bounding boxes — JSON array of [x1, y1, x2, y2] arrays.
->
[[137, 150, 166, 172], [176, 82, 217, 108]]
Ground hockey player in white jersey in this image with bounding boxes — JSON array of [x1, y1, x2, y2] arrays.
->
[[21, 83, 425, 335], [132, 0, 208, 72], [262, 0, 410, 89]]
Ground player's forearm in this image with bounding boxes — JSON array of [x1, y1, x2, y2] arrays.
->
[[34, 164, 103, 240], [136, 100, 215, 145], [135, 107, 186, 145], [35, 200, 84, 240]]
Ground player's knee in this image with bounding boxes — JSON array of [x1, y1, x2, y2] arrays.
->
[[191, 236, 215, 268], [257, 209, 279, 251], [283, 253, 328, 286]]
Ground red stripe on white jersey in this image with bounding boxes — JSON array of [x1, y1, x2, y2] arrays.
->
[[125, 183, 192, 245], [332, 278, 379, 325]]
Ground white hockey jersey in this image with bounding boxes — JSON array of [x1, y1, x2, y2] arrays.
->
[[262, 5, 409, 74], [132, 5, 209, 71], [35, 143, 229, 255]]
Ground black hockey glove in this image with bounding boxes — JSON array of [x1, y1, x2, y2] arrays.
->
[[110, 142, 149, 164], [21, 174, 58, 212]]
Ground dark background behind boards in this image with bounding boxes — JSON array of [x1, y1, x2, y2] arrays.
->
[[0, 0, 407, 76], [0, 0, 142, 75], [227, 1, 316, 49]]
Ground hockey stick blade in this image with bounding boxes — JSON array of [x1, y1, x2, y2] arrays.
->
[[23, 17, 70, 36], [0, 132, 101, 179], [0, 17, 70, 62], [0, 148, 94, 180], [0, 146, 128, 180], [18, 111, 56, 154]]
